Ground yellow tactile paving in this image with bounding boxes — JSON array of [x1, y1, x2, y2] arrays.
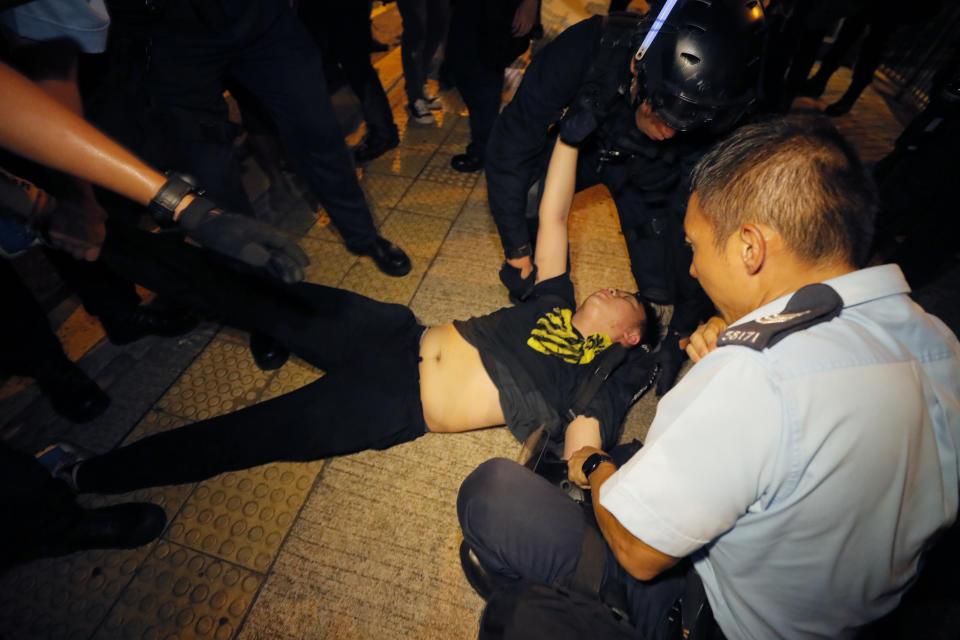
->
[[258, 358, 323, 403], [376, 209, 453, 259], [155, 335, 274, 421], [296, 236, 358, 287], [359, 173, 416, 211], [91, 541, 261, 640], [362, 143, 435, 178], [396, 180, 472, 220], [0, 544, 158, 640], [338, 255, 430, 305], [165, 460, 323, 573]]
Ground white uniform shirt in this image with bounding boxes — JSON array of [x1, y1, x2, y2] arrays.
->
[[600, 264, 960, 639]]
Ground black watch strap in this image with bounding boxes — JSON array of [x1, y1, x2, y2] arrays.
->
[[148, 173, 198, 225], [581, 452, 614, 478]]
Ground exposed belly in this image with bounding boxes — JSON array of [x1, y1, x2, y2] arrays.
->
[[419, 324, 505, 432]]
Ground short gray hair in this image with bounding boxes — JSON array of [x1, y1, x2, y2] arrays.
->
[[690, 116, 878, 268]]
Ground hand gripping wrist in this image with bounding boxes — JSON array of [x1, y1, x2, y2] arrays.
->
[[148, 172, 200, 226]]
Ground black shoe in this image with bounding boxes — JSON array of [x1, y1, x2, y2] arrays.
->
[[101, 306, 199, 346], [451, 153, 484, 173], [36, 362, 110, 423], [45, 503, 167, 556], [350, 236, 412, 277], [459, 540, 506, 601], [354, 133, 400, 164], [249, 331, 290, 371]]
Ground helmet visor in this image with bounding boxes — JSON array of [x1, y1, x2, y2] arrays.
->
[[648, 91, 749, 134]]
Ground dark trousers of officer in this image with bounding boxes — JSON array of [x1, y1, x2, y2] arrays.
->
[[0, 259, 73, 379], [71, 225, 426, 494], [446, 0, 507, 160], [0, 253, 143, 379], [299, 0, 399, 143], [142, 0, 380, 249], [395, 0, 448, 105], [458, 458, 689, 640]]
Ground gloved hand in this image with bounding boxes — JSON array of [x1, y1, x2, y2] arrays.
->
[[653, 331, 686, 396], [499, 260, 537, 302], [177, 196, 309, 284]]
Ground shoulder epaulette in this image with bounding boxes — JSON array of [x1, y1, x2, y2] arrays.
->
[[716, 283, 843, 351]]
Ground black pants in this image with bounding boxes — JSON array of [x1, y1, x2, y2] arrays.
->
[[458, 458, 689, 640], [299, 0, 398, 142], [0, 259, 72, 378], [395, 0, 448, 104], [142, 0, 379, 248], [446, 0, 507, 159], [73, 226, 427, 494]]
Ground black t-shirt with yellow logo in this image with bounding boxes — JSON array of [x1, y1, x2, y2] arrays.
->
[[454, 274, 627, 449]]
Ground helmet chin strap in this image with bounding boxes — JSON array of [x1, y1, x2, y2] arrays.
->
[[634, 0, 679, 62]]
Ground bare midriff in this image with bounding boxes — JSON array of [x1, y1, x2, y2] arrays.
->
[[419, 324, 505, 433]]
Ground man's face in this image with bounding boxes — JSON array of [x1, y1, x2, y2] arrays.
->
[[635, 100, 677, 141], [579, 288, 646, 346], [684, 193, 745, 323]]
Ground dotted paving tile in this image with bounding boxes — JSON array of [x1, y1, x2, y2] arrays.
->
[[92, 541, 261, 640], [166, 461, 323, 573], [359, 173, 415, 212], [362, 143, 434, 179], [376, 209, 452, 260], [0, 545, 157, 640], [416, 153, 481, 189], [338, 255, 430, 305], [296, 236, 358, 287], [155, 335, 273, 421], [258, 358, 324, 403], [396, 180, 471, 220]]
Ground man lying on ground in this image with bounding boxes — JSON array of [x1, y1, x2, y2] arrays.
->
[[42, 140, 660, 494]]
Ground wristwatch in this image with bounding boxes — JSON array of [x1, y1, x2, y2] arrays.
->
[[581, 452, 614, 478], [148, 172, 199, 226]]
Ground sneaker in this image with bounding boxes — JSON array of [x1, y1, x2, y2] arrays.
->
[[422, 94, 443, 111], [36, 442, 87, 491], [407, 99, 436, 125]]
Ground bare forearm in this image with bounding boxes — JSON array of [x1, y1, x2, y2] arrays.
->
[[0, 63, 164, 207], [534, 139, 578, 280], [589, 464, 678, 580]]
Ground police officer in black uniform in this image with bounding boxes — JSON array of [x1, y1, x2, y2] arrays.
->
[[486, 0, 766, 392]]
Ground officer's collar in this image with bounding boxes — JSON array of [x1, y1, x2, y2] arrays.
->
[[728, 264, 910, 330]]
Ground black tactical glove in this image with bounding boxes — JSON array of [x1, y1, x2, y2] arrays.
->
[[499, 261, 537, 302], [652, 330, 686, 396], [178, 196, 309, 284]]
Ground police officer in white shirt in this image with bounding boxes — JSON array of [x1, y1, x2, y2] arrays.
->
[[457, 116, 960, 640]]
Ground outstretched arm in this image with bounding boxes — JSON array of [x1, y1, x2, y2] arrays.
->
[[0, 62, 308, 281], [533, 138, 578, 282], [0, 62, 165, 212]]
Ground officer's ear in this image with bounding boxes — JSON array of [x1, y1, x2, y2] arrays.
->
[[739, 223, 767, 275]]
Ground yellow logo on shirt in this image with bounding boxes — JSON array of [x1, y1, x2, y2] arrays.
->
[[527, 307, 612, 364]]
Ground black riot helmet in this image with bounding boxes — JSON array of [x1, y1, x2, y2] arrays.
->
[[634, 0, 767, 133]]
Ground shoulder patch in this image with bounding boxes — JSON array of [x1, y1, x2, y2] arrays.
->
[[716, 283, 843, 351]]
